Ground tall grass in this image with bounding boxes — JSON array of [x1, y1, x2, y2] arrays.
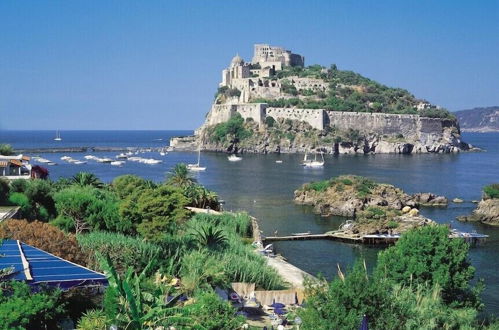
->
[[181, 212, 285, 290], [77, 231, 162, 275]]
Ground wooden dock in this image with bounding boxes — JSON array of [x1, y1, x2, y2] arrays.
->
[[263, 231, 363, 244]]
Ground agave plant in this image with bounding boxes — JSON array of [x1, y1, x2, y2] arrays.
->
[[190, 224, 228, 250]]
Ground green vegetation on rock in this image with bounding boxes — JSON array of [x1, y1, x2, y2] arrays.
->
[[483, 183, 499, 199]]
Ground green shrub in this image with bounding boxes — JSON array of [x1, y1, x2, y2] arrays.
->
[[76, 309, 108, 330], [265, 116, 276, 127], [0, 178, 9, 204], [307, 180, 330, 192], [387, 220, 399, 229], [483, 184, 499, 199], [9, 179, 28, 193], [341, 178, 353, 185]]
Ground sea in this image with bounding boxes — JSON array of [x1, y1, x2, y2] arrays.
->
[[1, 130, 498, 315]]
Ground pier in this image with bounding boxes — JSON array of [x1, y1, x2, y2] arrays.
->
[[263, 230, 489, 246]]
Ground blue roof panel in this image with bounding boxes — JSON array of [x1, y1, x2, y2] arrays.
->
[[0, 239, 108, 290]]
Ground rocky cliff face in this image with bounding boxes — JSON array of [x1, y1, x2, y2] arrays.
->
[[458, 199, 499, 226], [185, 113, 475, 155]]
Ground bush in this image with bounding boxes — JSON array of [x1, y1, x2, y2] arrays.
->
[[0, 281, 65, 329], [9, 179, 28, 193], [0, 144, 14, 156], [376, 225, 479, 307], [265, 116, 276, 127], [0, 219, 88, 265], [0, 178, 10, 204], [483, 183, 499, 199], [306, 180, 330, 192]]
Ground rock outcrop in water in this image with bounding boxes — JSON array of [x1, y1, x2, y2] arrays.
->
[[458, 184, 499, 226], [172, 44, 476, 155], [293, 175, 446, 235]]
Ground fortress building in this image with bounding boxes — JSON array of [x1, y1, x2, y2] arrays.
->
[[220, 44, 306, 102], [252, 44, 305, 70]]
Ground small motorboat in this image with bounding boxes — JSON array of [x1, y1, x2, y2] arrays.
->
[[111, 161, 125, 166], [73, 161, 87, 165], [60, 156, 71, 161], [291, 231, 311, 236], [47, 162, 57, 166], [228, 154, 242, 162], [97, 158, 113, 163], [275, 160, 283, 163], [116, 153, 128, 159]]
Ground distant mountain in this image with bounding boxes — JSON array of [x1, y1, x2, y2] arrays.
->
[[455, 107, 499, 132]]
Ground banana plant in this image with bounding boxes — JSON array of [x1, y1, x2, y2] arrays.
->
[[98, 254, 193, 329]]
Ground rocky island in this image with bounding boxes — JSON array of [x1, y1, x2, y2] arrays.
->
[[458, 184, 499, 226], [172, 44, 475, 154], [293, 175, 447, 235]]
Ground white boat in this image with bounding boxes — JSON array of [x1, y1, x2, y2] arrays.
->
[[84, 155, 97, 160], [116, 153, 128, 159], [302, 151, 324, 168], [47, 162, 57, 166], [111, 161, 124, 166], [60, 156, 71, 161], [73, 161, 87, 165], [144, 159, 162, 164], [275, 160, 283, 164], [160, 152, 166, 156], [228, 154, 242, 162], [54, 130, 62, 141], [37, 158, 51, 163], [188, 148, 206, 171], [97, 158, 113, 163]]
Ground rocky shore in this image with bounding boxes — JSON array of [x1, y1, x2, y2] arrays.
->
[[458, 184, 499, 226], [293, 175, 446, 235]]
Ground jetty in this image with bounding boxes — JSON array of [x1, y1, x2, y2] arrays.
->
[[264, 230, 488, 246]]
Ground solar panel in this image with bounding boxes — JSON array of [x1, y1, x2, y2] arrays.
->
[[0, 239, 108, 290]]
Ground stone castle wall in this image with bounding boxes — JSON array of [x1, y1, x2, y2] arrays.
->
[[204, 104, 453, 143], [266, 107, 325, 130], [325, 111, 423, 140]]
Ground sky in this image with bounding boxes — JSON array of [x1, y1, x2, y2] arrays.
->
[[0, 0, 498, 130]]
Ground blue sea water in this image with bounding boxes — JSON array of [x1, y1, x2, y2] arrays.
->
[[1, 130, 498, 315]]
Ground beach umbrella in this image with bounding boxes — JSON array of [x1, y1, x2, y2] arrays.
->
[[270, 302, 286, 309], [274, 308, 286, 315], [359, 314, 368, 330]]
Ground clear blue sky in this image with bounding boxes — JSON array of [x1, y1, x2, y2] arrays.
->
[[1, 0, 498, 130]]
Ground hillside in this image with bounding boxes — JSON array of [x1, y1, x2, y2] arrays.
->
[[454, 106, 499, 132]]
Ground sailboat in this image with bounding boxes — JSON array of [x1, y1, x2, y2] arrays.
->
[[54, 130, 62, 141], [188, 148, 206, 171], [302, 150, 325, 168], [227, 154, 242, 162]]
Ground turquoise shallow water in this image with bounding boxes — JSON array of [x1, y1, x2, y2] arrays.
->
[[1, 130, 498, 315]]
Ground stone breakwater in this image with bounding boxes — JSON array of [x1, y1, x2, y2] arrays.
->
[[173, 109, 477, 154]]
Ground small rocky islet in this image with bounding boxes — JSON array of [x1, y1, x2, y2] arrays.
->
[[293, 175, 448, 235], [458, 183, 499, 226]]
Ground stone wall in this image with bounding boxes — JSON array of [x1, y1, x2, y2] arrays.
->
[[325, 111, 423, 140], [267, 107, 325, 130]]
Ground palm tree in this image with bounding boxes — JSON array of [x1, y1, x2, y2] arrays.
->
[[166, 164, 196, 188], [71, 172, 104, 188]]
